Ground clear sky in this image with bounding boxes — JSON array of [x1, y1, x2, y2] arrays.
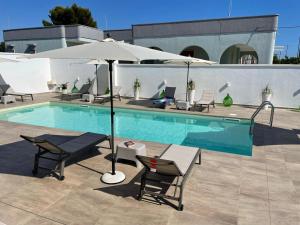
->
[[0, 0, 299, 56]]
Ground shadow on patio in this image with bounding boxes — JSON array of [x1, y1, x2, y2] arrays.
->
[[96, 169, 178, 209], [253, 123, 300, 146], [0, 134, 103, 179]]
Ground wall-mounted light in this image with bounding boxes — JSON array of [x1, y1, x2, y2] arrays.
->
[[226, 82, 231, 87]]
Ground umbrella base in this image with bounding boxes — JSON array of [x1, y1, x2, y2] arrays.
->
[[101, 171, 126, 184]]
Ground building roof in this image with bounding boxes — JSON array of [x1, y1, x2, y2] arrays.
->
[[105, 14, 278, 41], [4, 24, 103, 42]]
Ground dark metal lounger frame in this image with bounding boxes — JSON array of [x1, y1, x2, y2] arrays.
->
[[136, 145, 201, 211], [0, 84, 33, 102], [21, 134, 111, 180], [7, 93, 34, 102]]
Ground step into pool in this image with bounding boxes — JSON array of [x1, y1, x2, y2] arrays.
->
[[0, 102, 253, 155]]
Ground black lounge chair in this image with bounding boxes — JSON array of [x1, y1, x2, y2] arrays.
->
[[61, 83, 91, 100], [0, 84, 33, 101], [153, 86, 176, 109], [21, 132, 111, 180], [0, 85, 5, 97], [136, 144, 201, 211]]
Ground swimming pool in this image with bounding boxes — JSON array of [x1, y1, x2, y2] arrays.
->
[[0, 102, 253, 155]]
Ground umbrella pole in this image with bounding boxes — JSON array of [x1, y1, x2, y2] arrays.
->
[[101, 60, 126, 184], [95, 64, 98, 96], [109, 60, 116, 175], [186, 62, 190, 101]]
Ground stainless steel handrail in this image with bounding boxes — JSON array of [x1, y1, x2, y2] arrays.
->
[[249, 101, 274, 135]]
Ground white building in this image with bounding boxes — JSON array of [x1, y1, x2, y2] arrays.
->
[[3, 15, 278, 64], [3, 25, 103, 53], [105, 15, 278, 64]]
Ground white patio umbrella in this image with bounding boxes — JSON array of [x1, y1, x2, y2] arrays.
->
[[25, 38, 203, 184], [165, 58, 215, 101], [0, 56, 19, 63]]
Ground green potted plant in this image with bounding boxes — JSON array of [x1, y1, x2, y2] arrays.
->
[[105, 87, 110, 94], [133, 78, 141, 100], [71, 77, 80, 93], [187, 80, 196, 104], [262, 85, 272, 109]]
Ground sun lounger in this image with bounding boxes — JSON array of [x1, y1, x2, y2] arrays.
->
[[0, 85, 5, 97], [136, 144, 201, 211], [94, 86, 121, 103], [153, 86, 176, 109], [194, 90, 215, 112], [21, 132, 111, 180], [0, 84, 33, 102], [61, 83, 91, 100]]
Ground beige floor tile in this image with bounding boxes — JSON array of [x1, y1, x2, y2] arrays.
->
[[0, 179, 73, 214], [41, 188, 116, 225], [269, 200, 300, 225], [0, 93, 299, 225], [240, 172, 268, 200], [0, 202, 34, 225]]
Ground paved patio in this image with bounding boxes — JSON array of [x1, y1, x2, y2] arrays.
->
[[0, 93, 299, 225]]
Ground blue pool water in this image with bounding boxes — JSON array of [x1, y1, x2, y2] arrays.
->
[[0, 102, 253, 155]]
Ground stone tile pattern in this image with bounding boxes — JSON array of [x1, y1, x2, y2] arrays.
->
[[0, 94, 299, 225]]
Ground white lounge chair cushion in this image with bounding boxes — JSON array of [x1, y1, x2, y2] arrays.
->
[[95, 94, 110, 99], [160, 144, 199, 175], [196, 90, 214, 104], [195, 100, 213, 105]]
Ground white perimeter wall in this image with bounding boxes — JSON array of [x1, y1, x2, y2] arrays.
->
[[50, 59, 108, 95], [116, 64, 300, 108], [1, 52, 299, 108], [0, 53, 51, 93]]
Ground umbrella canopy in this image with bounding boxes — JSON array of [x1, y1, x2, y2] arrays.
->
[[0, 57, 19, 63], [25, 38, 204, 184], [164, 57, 215, 65], [165, 57, 216, 101], [26, 38, 201, 62]]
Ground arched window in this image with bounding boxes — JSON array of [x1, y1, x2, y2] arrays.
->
[[180, 46, 209, 60], [220, 44, 258, 64]]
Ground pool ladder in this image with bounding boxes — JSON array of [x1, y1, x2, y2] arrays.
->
[[249, 101, 274, 135]]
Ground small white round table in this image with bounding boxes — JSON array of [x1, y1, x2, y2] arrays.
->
[[82, 94, 94, 103], [1, 95, 16, 104], [116, 141, 147, 169]]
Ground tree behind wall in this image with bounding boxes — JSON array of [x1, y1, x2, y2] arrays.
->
[[42, 4, 97, 28], [0, 42, 5, 52], [273, 55, 300, 64]]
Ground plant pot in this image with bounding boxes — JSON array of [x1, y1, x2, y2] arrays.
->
[[62, 89, 68, 94], [134, 88, 140, 100], [57, 87, 62, 93], [262, 93, 272, 109], [188, 90, 195, 105]]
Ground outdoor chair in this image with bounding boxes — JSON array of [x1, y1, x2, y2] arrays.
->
[[153, 86, 176, 109], [0, 84, 33, 102], [94, 86, 122, 103], [194, 90, 215, 112], [61, 83, 91, 100], [0, 85, 5, 97], [136, 144, 201, 211], [21, 132, 111, 180]]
